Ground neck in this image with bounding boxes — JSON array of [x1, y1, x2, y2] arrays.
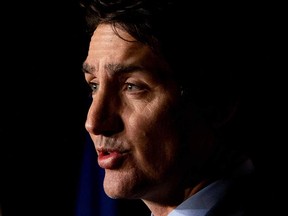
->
[[142, 178, 211, 216]]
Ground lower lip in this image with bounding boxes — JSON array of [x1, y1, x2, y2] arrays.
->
[[98, 151, 127, 169]]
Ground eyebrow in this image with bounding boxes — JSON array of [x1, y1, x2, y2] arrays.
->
[[82, 63, 96, 74], [82, 62, 144, 76]]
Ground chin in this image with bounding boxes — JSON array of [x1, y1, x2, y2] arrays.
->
[[103, 167, 150, 199], [103, 173, 132, 199], [104, 184, 130, 199]]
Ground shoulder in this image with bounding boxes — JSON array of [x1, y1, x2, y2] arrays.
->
[[207, 167, 275, 216]]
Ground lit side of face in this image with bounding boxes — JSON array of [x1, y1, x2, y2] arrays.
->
[[83, 24, 185, 200]]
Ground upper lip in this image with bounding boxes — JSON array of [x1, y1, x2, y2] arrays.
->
[[96, 147, 129, 155], [95, 137, 129, 154]]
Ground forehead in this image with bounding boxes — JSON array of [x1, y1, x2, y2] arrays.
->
[[84, 24, 172, 78], [92, 24, 132, 41], [89, 24, 145, 63]]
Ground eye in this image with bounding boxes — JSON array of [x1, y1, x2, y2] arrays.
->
[[88, 82, 99, 93], [126, 83, 141, 91], [124, 82, 145, 92]]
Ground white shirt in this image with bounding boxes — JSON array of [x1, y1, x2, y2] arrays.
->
[[151, 159, 254, 216], [167, 179, 229, 216]]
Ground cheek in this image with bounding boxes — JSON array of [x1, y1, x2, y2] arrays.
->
[[127, 101, 176, 143], [125, 103, 180, 175]]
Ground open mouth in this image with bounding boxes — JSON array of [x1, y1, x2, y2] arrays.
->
[[97, 150, 128, 169]]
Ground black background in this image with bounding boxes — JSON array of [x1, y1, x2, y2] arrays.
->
[[0, 1, 286, 215], [0, 1, 88, 215]]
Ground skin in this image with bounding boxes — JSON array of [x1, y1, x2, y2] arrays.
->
[[83, 24, 215, 216]]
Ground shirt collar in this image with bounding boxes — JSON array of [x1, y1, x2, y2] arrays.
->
[[151, 159, 254, 216]]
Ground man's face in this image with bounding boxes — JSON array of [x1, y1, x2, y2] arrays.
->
[[83, 24, 189, 200]]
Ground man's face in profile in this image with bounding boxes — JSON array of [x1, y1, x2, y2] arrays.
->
[[82, 23, 212, 201]]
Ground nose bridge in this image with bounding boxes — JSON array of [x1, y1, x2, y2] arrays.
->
[[85, 86, 119, 135], [90, 89, 108, 120]]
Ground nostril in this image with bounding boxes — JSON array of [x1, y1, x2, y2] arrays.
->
[[85, 94, 125, 135], [102, 129, 121, 137], [86, 114, 125, 136]]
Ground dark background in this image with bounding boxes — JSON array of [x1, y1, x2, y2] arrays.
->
[[0, 1, 286, 215], [0, 1, 88, 215]]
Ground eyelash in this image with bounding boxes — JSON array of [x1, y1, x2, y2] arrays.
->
[[87, 82, 145, 94], [125, 83, 143, 91], [88, 82, 98, 93]]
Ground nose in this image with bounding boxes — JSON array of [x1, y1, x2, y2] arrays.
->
[[85, 91, 124, 136]]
